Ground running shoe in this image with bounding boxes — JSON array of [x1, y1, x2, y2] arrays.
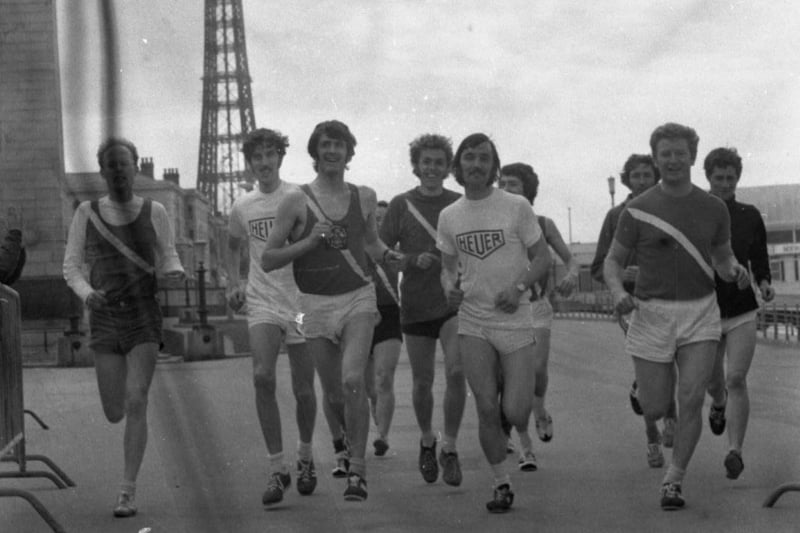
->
[[629, 380, 643, 416], [343, 473, 368, 502], [419, 440, 439, 483], [647, 442, 665, 468], [518, 450, 538, 472], [709, 401, 727, 436], [660, 482, 685, 511], [486, 484, 514, 513], [536, 412, 553, 442], [373, 437, 389, 457], [113, 492, 137, 518], [262, 471, 291, 506], [296, 459, 317, 495], [661, 417, 676, 449], [439, 449, 463, 486], [724, 450, 744, 480], [332, 449, 350, 478]]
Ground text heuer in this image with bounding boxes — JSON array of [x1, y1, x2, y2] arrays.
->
[[249, 217, 275, 241], [456, 230, 505, 259]]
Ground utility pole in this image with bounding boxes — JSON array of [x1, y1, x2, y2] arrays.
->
[[607, 176, 616, 208]]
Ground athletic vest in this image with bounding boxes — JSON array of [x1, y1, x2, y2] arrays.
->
[[292, 184, 371, 295], [85, 199, 158, 303]]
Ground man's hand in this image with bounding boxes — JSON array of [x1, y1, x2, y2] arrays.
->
[[383, 249, 404, 268], [555, 272, 577, 297], [759, 280, 775, 302], [85, 290, 108, 310], [730, 264, 750, 290], [494, 286, 522, 314], [612, 289, 637, 316], [415, 252, 440, 270], [310, 221, 333, 245], [227, 286, 246, 312], [444, 284, 464, 309], [622, 265, 639, 285]]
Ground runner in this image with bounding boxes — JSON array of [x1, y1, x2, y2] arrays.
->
[[226, 128, 318, 506], [381, 134, 466, 486], [604, 123, 749, 510], [262, 120, 403, 502], [702, 147, 774, 479], [497, 162, 579, 471], [438, 133, 551, 513]]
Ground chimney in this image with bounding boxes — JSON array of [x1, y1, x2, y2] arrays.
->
[[163, 168, 180, 186], [140, 157, 154, 179]]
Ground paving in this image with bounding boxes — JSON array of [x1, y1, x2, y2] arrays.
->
[[2, 319, 800, 532]]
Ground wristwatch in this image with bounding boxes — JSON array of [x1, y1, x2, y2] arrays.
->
[[515, 282, 527, 293]]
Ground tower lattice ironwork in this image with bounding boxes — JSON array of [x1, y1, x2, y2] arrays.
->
[[197, 0, 256, 215]]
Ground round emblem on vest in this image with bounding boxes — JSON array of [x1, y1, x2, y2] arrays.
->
[[325, 224, 348, 250]]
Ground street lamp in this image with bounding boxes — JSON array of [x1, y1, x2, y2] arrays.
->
[[607, 176, 616, 208]]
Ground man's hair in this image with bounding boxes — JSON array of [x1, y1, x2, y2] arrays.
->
[[649, 122, 700, 161], [500, 162, 538, 204], [620, 154, 660, 189], [703, 147, 742, 178], [409, 134, 453, 177], [96, 137, 139, 168], [377, 200, 388, 208], [241, 128, 289, 162], [452, 133, 500, 187], [307, 120, 357, 171]]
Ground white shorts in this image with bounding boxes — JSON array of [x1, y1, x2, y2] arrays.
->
[[458, 313, 536, 356], [247, 299, 304, 345], [626, 293, 721, 364], [298, 283, 379, 344], [530, 298, 553, 330], [721, 309, 757, 336]]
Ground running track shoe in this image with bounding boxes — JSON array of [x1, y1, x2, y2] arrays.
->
[[536, 412, 553, 442], [297, 459, 317, 495], [419, 440, 439, 483], [709, 402, 727, 436], [113, 492, 137, 518], [343, 473, 368, 501], [439, 449, 463, 486], [629, 380, 643, 416], [518, 450, 538, 472], [486, 484, 514, 513], [724, 450, 744, 480], [262, 471, 291, 506], [332, 449, 350, 478], [660, 482, 685, 510], [647, 442, 664, 468], [373, 438, 389, 457], [661, 417, 676, 448]]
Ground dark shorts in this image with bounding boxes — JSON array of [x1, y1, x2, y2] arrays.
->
[[401, 311, 458, 339], [371, 304, 402, 350], [89, 297, 163, 355]]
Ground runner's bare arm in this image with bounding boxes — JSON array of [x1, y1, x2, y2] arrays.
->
[[710, 240, 749, 289], [361, 185, 403, 265], [440, 251, 462, 308], [261, 190, 328, 272], [225, 235, 246, 310], [604, 239, 636, 314], [544, 218, 579, 295]]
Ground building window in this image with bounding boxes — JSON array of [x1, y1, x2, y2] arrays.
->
[[795, 258, 799, 282], [770, 260, 784, 282]]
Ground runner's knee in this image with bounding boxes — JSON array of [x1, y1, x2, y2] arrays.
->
[[253, 370, 277, 395]]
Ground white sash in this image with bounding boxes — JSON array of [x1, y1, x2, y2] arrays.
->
[[372, 261, 399, 304], [87, 209, 156, 275], [405, 199, 438, 241]]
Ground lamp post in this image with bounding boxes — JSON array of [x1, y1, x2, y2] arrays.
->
[[607, 176, 616, 208]]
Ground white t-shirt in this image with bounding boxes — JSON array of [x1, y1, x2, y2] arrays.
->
[[437, 188, 542, 327], [228, 182, 300, 310]]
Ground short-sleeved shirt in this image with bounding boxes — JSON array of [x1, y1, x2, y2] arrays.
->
[[437, 188, 542, 328], [614, 185, 730, 301], [228, 182, 301, 310]]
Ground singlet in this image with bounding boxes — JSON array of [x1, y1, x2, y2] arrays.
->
[[292, 184, 371, 295], [85, 199, 157, 303]]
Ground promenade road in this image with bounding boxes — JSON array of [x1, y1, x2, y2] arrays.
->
[[3, 319, 800, 532]]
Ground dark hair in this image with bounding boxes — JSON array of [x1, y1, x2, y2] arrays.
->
[[703, 147, 742, 178], [377, 200, 388, 208], [452, 133, 500, 187], [620, 154, 659, 189], [500, 162, 538, 204], [409, 134, 453, 177], [242, 128, 289, 163], [649, 122, 700, 161], [307, 120, 357, 171], [96, 137, 139, 168]]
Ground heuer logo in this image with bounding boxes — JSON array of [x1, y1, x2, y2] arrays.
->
[[249, 217, 275, 241], [456, 230, 505, 259]]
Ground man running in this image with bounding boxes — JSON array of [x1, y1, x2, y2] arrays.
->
[[226, 128, 318, 506], [604, 123, 749, 510], [438, 133, 551, 513], [381, 134, 466, 486]]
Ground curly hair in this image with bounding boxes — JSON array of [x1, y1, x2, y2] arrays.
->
[[703, 147, 742, 178], [96, 137, 139, 168], [452, 133, 500, 187], [409, 134, 453, 177], [307, 120, 357, 171], [500, 162, 538, 204], [620, 154, 659, 189], [241, 128, 289, 163], [649, 122, 700, 161]]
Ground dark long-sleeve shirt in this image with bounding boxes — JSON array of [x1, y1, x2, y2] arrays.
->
[[716, 196, 771, 318], [590, 194, 636, 292], [0, 229, 25, 285]]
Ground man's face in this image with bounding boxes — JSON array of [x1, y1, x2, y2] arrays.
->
[[498, 174, 525, 198], [375, 205, 387, 228], [316, 133, 349, 174], [628, 163, 657, 197], [459, 141, 495, 189], [100, 144, 137, 198], [707, 165, 739, 201], [653, 137, 694, 186], [248, 144, 282, 188], [415, 148, 449, 189]]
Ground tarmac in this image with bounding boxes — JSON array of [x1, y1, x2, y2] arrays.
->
[[2, 319, 800, 532]]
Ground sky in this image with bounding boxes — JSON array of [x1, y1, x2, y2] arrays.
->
[[56, 0, 800, 243]]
